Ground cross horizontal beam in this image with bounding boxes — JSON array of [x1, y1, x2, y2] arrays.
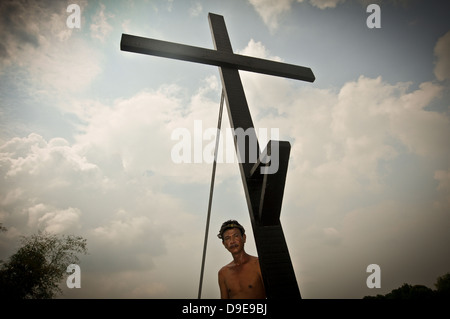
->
[[120, 33, 315, 82]]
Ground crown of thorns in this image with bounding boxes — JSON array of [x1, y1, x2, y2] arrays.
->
[[217, 221, 245, 240]]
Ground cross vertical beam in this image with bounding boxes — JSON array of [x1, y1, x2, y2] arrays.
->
[[208, 14, 259, 180], [208, 13, 301, 299]]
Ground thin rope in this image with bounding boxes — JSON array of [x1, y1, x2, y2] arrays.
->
[[198, 89, 225, 299]]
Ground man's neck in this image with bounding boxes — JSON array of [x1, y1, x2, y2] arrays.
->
[[232, 250, 249, 266]]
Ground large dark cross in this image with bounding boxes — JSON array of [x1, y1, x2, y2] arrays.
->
[[120, 13, 315, 299]]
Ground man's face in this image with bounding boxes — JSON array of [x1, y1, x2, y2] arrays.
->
[[222, 228, 246, 254]]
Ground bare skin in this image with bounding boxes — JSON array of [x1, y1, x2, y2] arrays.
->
[[218, 228, 266, 299]]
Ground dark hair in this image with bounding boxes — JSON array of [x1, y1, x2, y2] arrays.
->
[[217, 220, 245, 240]]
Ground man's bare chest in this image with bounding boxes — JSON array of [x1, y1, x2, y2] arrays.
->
[[226, 265, 260, 289]]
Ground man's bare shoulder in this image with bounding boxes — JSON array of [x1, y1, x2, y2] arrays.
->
[[219, 255, 260, 274], [248, 255, 259, 262], [218, 265, 226, 274], [219, 261, 234, 274], [247, 255, 260, 266]]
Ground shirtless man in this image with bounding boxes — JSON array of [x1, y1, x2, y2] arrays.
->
[[217, 220, 266, 299]]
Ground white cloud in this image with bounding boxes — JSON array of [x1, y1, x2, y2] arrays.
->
[[36, 37, 102, 94], [72, 76, 229, 184], [62, 270, 170, 298], [309, 0, 346, 9], [238, 38, 282, 61], [248, 0, 350, 31], [0, 1, 68, 66], [0, 133, 98, 180], [189, 2, 203, 17], [0, 0, 100, 94], [0, 133, 102, 236], [434, 31, 450, 82], [27, 204, 81, 234], [1, 188, 23, 206], [435, 169, 450, 193], [238, 42, 450, 292], [1, 20, 449, 297], [0, 118, 203, 297], [304, 226, 342, 247], [0, 76, 225, 296], [239, 41, 448, 178], [167, 0, 174, 12], [248, 0, 298, 31], [434, 169, 450, 209], [90, 3, 114, 42], [248, 0, 392, 32], [89, 210, 167, 271]]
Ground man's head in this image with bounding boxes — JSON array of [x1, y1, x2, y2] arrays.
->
[[218, 220, 246, 253]]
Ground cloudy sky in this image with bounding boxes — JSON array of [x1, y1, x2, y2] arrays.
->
[[0, 0, 449, 299]]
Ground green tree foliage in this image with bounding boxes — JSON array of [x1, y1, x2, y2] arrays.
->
[[385, 284, 435, 299], [364, 272, 450, 299], [0, 230, 87, 299], [434, 272, 450, 299]]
